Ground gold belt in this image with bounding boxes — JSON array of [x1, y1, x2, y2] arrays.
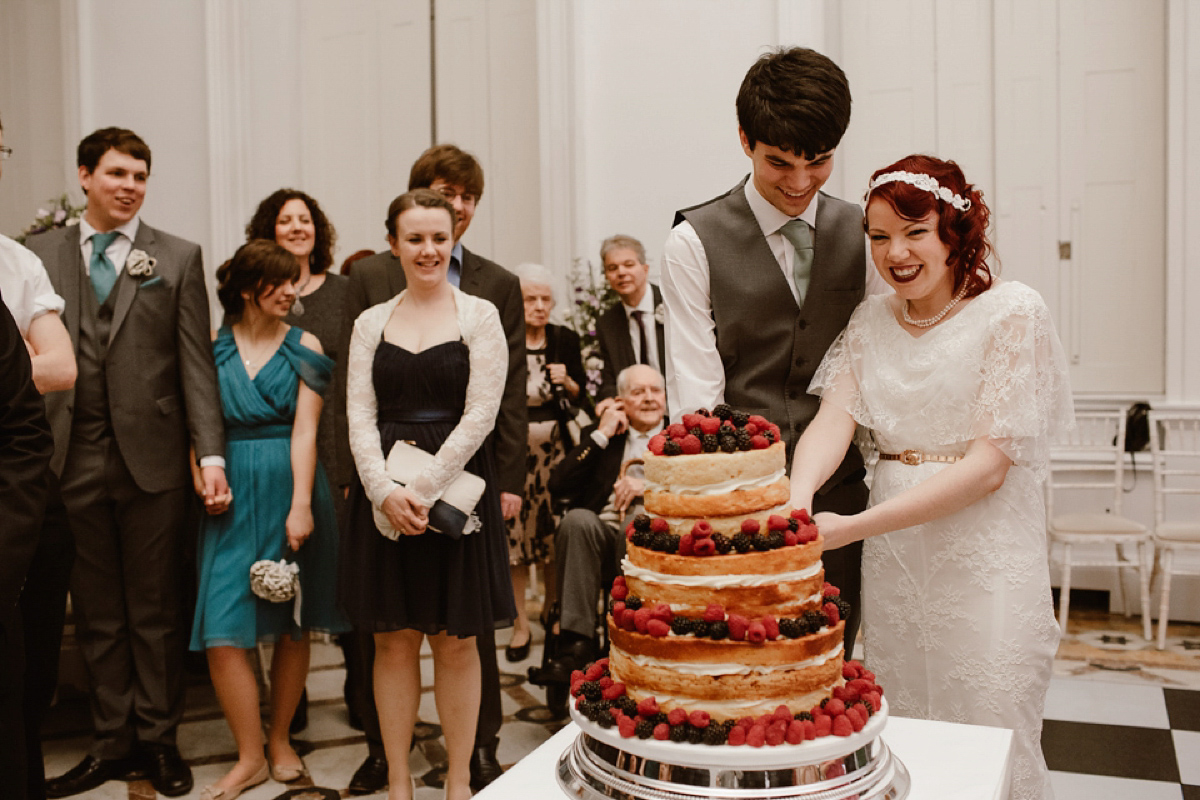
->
[[879, 449, 962, 466]]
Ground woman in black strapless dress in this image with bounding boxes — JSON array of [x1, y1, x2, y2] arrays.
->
[[342, 190, 514, 800]]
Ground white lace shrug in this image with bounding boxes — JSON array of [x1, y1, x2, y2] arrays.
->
[[346, 287, 507, 514]]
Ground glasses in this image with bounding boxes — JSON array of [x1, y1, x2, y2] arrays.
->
[[0, 146, 12, 160]]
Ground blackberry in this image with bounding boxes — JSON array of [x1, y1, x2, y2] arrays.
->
[[669, 724, 689, 742], [833, 596, 852, 621], [731, 533, 753, 553], [596, 711, 615, 728], [650, 532, 672, 552], [702, 724, 728, 745], [778, 618, 804, 639], [719, 435, 738, 453], [691, 621, 709, 638], [633, 514, 652, 533], [707, 620, 729, 640], [763, 428, 776, 443], [711, 533, 732, 554], [667, 534, 682, 553], [702, 434, 719, 453], [634, 718, 655, 739], [688, 425, 703, 437], [794, 710, 813, 721], [731, 410, 749, 427], [736, 430, 753, 451], [625, 596, 643, 611], [687, 725, 706, 744], [713, 403, 733, 420], [615, 695, 638, 715], [765, 531, 786, 550], [664, 439, 682, 456], [802, 609, 828, 632], [649, 712, 669, 726], [787, 517, 799, 532], [670, 617, 693, 636], [753, 533, 773, 551], [631, 530, 652, 548], [580, 681, 603, 701]]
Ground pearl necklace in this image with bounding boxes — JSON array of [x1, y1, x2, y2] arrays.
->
[[902, 280, 970, 328]]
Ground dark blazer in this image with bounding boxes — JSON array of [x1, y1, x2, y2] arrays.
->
[[341, 246, 528, 494], [26, 223, 224, 492], [547, 424, 627, 515], [595, 284, 665, 403]]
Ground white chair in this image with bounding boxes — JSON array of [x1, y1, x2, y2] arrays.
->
[[1046, 406, 1153, 640], [1148, 410, 1200, 649]]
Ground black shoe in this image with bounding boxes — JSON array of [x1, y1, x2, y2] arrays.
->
[[505, 632, 532, 663], [348, 753, 389, 795], [45, 756, 138, 798], [529, 637, 597, 686], [141, 743, 193, 797], [290, 687, 309, 734], [469, 742, 504, 791]]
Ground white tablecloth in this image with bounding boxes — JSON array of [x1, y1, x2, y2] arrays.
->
[[479, 716, 1013, 800]]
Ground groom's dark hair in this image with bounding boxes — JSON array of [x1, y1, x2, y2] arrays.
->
[[737, 47, 851, 162], [77, 127, 152, 175]]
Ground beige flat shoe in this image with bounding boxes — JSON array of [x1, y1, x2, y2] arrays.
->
[[199, 762, 269, 800], [269, 759, 309, 783]]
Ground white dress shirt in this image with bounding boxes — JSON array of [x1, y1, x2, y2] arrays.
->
[[621, 287, 661, 373], [661, 180, 889, 420], [79, 216, 140, 275], [0, 233, 66, 335]]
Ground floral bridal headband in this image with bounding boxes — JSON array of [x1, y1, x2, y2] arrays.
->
[[865, 171, 972, 212]]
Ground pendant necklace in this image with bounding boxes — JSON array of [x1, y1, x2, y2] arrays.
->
[[902, 280, 970, 328], [291, 275, 313, 316]]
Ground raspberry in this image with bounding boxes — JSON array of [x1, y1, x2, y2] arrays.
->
[[772, 704, 792, 723], [755, 713, 774, 728], [761, 614, 780, 640], [736, 716, 755, 730], [650, 517, 669, 534], [636, 697, 659, 717], [823, 582, 840, 597], [843, 662, 861, 680], [726, 614, 749, 641], [664, 439, 682, 455], [667, 708, 688, 726], [832, 716, 854, 737], [646, 619, 670, 637], [688, 710, 711, 728], [740, 518, 761, 534], [746, 724, 766, 747], [744, 422, 758, 436], [823, 601, 841, 627], [748, 414, 770, 429], [666, 423, 687, 439], [767, 514, 789, 531], [765, 724, 786, 746], [680, 434, 702, 455], [681, 413, 704, 430], [691, 520, 713, 538], [602, 682, 626, 700], [783, 530, 799, 547], [678, 533, 694, 555], [847, 706, 866, 731], [703, 604, 725, 623], [814, 715, 833, 737], [746, 622, 767, 644], [750, 434, 769, 449], [610, 583, 628, 601], [625, 521, 635, 540], [700, 416, 721, 435], [833, 684, 859, 703], [634, 607, 652, 633], [802, 719, 817, 740], [790, 508, 811, 523], [786, 719, 805, 745], [647, 434, 666, 455], [585, 662, 606, 681], [798, 523, 819, 543], [713, 403, 733, 420], [727, 725, 746, 746], [610, 600, 626, 617], [849, 678, 874, 695], [692, 537, 716, 557], [823, 698, 846, 716], [711, 533, 732, 554], [617, 716, 637, 738], [653, 722, 670, 740]]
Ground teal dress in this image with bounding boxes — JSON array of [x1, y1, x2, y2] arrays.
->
[[190, 326, 349, 650]]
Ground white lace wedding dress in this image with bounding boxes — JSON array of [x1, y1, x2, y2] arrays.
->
[[811, 281, 1074, 800]]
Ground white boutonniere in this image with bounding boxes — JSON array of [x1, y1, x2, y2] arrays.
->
[[654, 303, 666, 326], [126, 249, 157, 278]]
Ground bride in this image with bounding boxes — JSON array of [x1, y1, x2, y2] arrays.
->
[[789, 154, 1073, 800]]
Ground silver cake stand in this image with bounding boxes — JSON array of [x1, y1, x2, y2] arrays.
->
[[557, 705, 909, 800]]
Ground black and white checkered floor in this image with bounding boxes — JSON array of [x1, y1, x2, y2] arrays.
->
[[41, 609, 1200, 799]]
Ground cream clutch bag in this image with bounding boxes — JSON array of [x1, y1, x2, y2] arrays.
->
[[374, 440, 486, 540]]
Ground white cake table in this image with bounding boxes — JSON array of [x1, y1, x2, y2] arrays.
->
[[478, 716, 1013, 800]]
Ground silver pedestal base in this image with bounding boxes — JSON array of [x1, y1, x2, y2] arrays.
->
[[556, 731, 910, 800]]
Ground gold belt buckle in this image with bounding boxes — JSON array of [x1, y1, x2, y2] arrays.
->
[[900, 449, 922, 466]]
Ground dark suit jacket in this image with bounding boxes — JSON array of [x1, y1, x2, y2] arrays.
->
[[341, 246, 527, 494], [547, 424, 627, 516], [595, 284, 665, 403], [25, 223, 224, 493]]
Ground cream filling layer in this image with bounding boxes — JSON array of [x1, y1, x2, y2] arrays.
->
[[645, 467, 786, 496], [665, 591, 822, 613], [622, 557, 821, 588], [627, 642, 842, 676]]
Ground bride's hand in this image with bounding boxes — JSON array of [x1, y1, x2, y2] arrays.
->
[[383, 486, 429, 535], [813, 511, 858, 550]]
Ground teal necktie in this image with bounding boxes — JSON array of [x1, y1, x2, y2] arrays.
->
[[89, 231, 121, 304], [780, 219, 813, 305]]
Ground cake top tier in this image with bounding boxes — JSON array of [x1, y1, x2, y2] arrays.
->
[[648, 405, 783, 457]]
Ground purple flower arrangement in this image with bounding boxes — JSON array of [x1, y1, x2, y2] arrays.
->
[[565, 258, 619, 401], [14, 194, 85, 244]]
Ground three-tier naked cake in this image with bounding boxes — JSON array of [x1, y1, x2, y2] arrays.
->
[[556, 407, 908, 800]]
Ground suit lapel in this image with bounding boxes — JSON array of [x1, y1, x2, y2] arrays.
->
[[458, 248, 483, 297], [651, 284, 666, 362], [606, 307, 636, 367], [109, 224, 154, 342]]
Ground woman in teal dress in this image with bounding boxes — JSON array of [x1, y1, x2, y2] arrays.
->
[[190, 240, 348, 799]]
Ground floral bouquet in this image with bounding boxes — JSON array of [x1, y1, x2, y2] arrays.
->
[[15, 194, 85, 244], [564, 258, 619, 402]]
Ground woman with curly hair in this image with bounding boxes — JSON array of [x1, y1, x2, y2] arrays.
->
[[790, 154, 1074, 800]]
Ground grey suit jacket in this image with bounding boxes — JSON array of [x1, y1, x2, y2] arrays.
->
[[340, 246, 528, 495], [595, 284, 666, 403], [25, 222, 224, 492]]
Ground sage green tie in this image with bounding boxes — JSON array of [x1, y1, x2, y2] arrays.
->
[[89, 231, 121, 304], [780, 219, 813, 305]]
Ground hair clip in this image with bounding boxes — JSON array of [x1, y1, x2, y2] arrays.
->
[[866, 171, 972, 211]]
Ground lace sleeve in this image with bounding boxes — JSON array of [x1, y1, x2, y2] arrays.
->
[[971, 284, 1074, 480], [345, 303, 399, 509], [407, 295, 507, 508], [808, 301, 872, 425]]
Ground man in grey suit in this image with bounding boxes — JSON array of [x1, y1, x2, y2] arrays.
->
[[340, 144, 526, 795], [662, 48, 888, 657], [593, 235, 666, 408], [27, 128, 227, 798]]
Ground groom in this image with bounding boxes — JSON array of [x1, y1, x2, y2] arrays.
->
[[662, 47, 886, 655], [27, 127, 226, 798]]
